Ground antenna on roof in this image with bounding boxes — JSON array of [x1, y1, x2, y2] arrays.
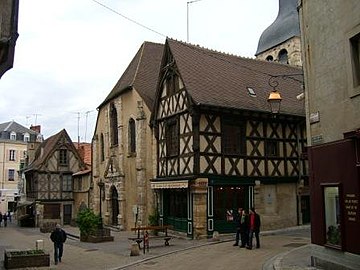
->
[[84, 110, 94, 142]]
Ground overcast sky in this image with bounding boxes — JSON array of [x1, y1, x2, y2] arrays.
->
[[0, 0, 278, 142]]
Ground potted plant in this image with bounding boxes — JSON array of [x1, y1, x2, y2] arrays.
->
[[76, 208, 113, 242]]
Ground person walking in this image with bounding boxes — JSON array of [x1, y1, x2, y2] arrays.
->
[[247, 207, 261, 249], [50, 224, 67, 265], [3, 213, 7, 227], [233, 208, 243, 246], [7, 210, 11, 223], [0, 212, 2, 227], [239, 209, 249, 248]]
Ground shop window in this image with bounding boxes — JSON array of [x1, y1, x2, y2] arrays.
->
[[324, 186, 341, 246], [43, 204, 60, 219]]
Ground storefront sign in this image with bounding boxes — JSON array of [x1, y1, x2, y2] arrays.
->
[[151, 180, 188, 189], [345, 193, 358, 222]]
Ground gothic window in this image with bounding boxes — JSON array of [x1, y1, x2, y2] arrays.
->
[[129, 118, 136, 153], [166, 118, 179, 157], [350, 32, 360, 87], [222, 119, 245, 155], [100, 133, 105, 162], [266, 55, 273, 61], [278, 49, 288, 64], [110, 103, 118, 146], [59, 149, 68, 165]]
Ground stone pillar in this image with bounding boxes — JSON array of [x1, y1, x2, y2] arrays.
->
[[136, 100, 147, 224], [191, 178, 208, 239]]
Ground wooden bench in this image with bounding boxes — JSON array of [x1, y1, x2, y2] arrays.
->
[[130, 225, 173, 253]]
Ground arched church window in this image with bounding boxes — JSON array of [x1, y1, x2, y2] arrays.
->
[[129, 118, 136, 153], [110, 103, 118, 146], [100, 133, 105, 161], [266, 55, 273, 61], [278, 49, 288, 64]]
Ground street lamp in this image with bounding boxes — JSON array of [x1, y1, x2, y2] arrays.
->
[[98, 179, 105, 228]]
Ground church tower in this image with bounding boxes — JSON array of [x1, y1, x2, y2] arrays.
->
[[255, 0, 302, 67]]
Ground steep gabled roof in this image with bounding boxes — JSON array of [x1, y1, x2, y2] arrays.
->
[[26, 129, 84, 171], [98, 41, 164, 109], [166, 38, 304, 116]]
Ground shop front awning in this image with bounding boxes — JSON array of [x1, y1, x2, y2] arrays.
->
[[151, 180, 189, 189]]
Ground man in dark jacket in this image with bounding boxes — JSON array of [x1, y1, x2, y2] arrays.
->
[[247, 207, 261, 249], [50, 224, 67, 264], [233, 208, 243, 246]]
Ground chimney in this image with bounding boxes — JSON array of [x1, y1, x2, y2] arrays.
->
[[30, 125, 41, 133]]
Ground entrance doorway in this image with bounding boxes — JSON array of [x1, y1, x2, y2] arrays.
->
[[213, 186, 248, 233], [63, 205, 72, 225], [110, 186, 119, 225]]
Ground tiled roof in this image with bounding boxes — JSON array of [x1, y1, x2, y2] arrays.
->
[[98, 41, 164, 109], [26, 129, 83, 171], [167, 39, 304, 116], [74, 142, 91, 166]]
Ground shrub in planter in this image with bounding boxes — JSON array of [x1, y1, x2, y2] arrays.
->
[[76, 208, 101, 240]]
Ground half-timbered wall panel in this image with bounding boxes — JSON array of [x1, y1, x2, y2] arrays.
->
[[49, 174, 61, 200], [37, 174, 49, 200], [47, 155, 57, 171], [200, 155, 221, 174], [199, 115, 220, 133], [157, 85, 188, 119], [247, 159, 265, 176], [224, 157, 245, 176]]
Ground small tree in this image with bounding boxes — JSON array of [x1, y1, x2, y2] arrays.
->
[[76, 208, 101, 237], [148, 208, 159, 226]]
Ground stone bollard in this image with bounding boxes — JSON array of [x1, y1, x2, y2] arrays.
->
[[130, 243, 140, 256], [36, 240, 44, 250]]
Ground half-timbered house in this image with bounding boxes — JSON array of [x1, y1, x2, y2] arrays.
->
[[24, 129, 86, 227], [92, 42, 163, 230], [151, 39, 306, 237]]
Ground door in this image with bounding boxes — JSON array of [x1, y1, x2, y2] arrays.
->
[[213, 186, 248, 233], [111, 186, 119, 225], [63, 205, 72, 225]]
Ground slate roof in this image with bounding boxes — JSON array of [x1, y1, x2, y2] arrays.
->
[[98, 41, 164, 109], [166, 38, 304, 116], [255, 0, 300, 55], [0, 120, 37, 135]]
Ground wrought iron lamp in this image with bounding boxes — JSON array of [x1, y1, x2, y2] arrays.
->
[[267, 76, 282, 114]]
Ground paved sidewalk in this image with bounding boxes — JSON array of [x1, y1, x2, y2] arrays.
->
[[0, 221, 313, 270]]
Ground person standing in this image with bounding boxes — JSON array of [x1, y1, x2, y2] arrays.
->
[[233, 208, 243, 246], [247, 207, 261, 249], [7, 211, 11, 223], [50, 224, 67, 265], [0, 212, 2, 227], [239, 209, 249, 248]]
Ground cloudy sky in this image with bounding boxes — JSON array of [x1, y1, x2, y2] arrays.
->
[[0, 0, 278, 142]]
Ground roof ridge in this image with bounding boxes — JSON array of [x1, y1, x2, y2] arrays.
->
[[131, 41, 146, 86]]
